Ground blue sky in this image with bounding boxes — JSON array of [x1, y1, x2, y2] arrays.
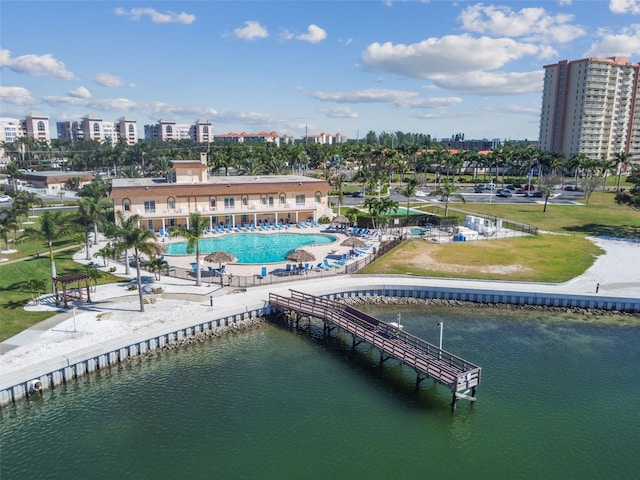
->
[[1, 1, 639, 142]]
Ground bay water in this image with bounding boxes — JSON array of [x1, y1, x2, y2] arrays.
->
[[1, 305, 639, 479]]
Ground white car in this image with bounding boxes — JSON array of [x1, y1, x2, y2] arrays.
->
[[0, 195, 12, 203]]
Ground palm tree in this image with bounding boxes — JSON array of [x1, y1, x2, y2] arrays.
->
[[397, 178, 418, 214], [429, 181, 466, 217], [614, 152, 631, 192], [105, 211, 138, 275], [23, 211, 71, 291], [146, 255, 169, 280], [364, 197, 399, 231], [76, 181, 111, 246], [112, 219, 160, 312], [170, 212, 208, 286], [94, 245, 114, 267]]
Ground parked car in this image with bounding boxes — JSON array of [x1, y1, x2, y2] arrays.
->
[[486, 183, 496, 190], [497, 189, 512, 198], [474, 184, 485, 193], [531, 191, 543, 198], [440, 195, 449, 202], [523, 184, 536, 191], [515, 188, 526, 194], [351, 191, 364, 198], [0, 195, 12, 203]]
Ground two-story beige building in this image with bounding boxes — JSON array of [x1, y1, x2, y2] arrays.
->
[[109, 153, 332, 233]]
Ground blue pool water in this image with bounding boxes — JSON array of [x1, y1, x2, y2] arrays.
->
[[166, 233, 337, 264]]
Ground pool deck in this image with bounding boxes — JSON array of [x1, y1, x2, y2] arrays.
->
[[161, 224, 382, 277]]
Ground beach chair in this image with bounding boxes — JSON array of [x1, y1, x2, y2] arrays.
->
[[323, 259, 334, 269], [316, 263, 325, 271]]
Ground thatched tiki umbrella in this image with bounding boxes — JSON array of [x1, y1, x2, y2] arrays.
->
[[331, 215, 350, 226], [286, 249, 316, 263], [204, 251, 236, 268], [341, 237, 366, 248]]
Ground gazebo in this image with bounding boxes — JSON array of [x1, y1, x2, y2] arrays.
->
[[53, 272, 92, 308]]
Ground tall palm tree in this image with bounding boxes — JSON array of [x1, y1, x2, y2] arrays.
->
[[112, 221, 160, 312], [23, 211, 71, 291], [105, 211, 139, 275], [170, 213, 208, 286], [614, 152, 631, 192], [77, 180, 111, 246], [429, 181, 466, 217], [397, 178, 418, 214]]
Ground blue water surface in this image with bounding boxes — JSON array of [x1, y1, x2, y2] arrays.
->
[[166, 233, 337, 264]]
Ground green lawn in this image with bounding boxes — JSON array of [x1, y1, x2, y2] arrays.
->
[[0, 250, 125, 341], [361, 189, 638, 280]]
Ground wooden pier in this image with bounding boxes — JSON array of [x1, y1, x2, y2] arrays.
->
[[269, 289, 482, 410]]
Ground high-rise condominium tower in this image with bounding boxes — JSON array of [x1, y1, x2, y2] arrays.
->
[[539, 56, 640, 163]]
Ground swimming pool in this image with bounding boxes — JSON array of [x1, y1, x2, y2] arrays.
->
[[166, 233, 338, 264]]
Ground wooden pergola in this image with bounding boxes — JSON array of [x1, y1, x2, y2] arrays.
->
[[53, 272, 92, 308]]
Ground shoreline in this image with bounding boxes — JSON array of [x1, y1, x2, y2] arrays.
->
[[1, 235, 638, 407]]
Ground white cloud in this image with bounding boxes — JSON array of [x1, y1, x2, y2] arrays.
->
[[610, 0, 640, 14], [0, 49, 74, 80], [318, 106, 358, 118], [583, 24, 640, 57], [362, 35, 541, 78], [114, 7, 196, 24], [0, 86, 35, 105], [459, 4, 585, 43], [43, 94, 137, 111], [311, 88, 462, 109], [428, 71, 544, 95], [233, 21, 269, 40], [69, 87, 91, 99], [297, 24, 327, 43], [95, 73, 136, 88], [311, 88, 422, 107]]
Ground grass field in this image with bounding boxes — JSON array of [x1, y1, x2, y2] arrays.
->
[[359, 190, 638, 279]]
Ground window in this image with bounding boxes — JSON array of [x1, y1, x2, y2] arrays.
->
[[169, 218, 176, 227], [242, 196, 248, 206], [203, 126, 208, 133], [167, 197, 175, 210], [224, 197, 234, 208], [128, 124, 134, 133], [261, 195, 267, 205], [144, 200, 156, 213], [123, 199, 131, 212], [147, 220, 154, 230], [37, 121, 45, 132], [315, 192, 321, 203], [268, 196, 274, 206], [210, 197, 216, 210], [93, 122, 100, 133], [166, 125, 173, 134], [279, 194, 286, 205], [295, 194, 305, 205]]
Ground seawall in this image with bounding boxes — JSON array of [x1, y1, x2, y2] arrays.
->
[[2, 280, 638, 408]]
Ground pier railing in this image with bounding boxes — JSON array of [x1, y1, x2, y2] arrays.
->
[[269, 290, 481, 407]]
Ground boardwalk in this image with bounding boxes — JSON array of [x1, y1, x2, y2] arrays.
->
[[269, 289, 482, 410]]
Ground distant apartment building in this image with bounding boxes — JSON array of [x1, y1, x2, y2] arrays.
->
[[445, 138, 501, 151], [144, 118, 213, 143], [539, 56, 640, 163], [213, 131, 285, 146], [57, 115, 138, 145], [0, 113, 51, 157], [301, 132, 347, 145]]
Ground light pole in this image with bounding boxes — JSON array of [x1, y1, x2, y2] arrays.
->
[[437, 321, 443, 359]]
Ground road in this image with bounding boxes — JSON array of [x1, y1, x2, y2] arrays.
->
[[339, 184, 585, 208]]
